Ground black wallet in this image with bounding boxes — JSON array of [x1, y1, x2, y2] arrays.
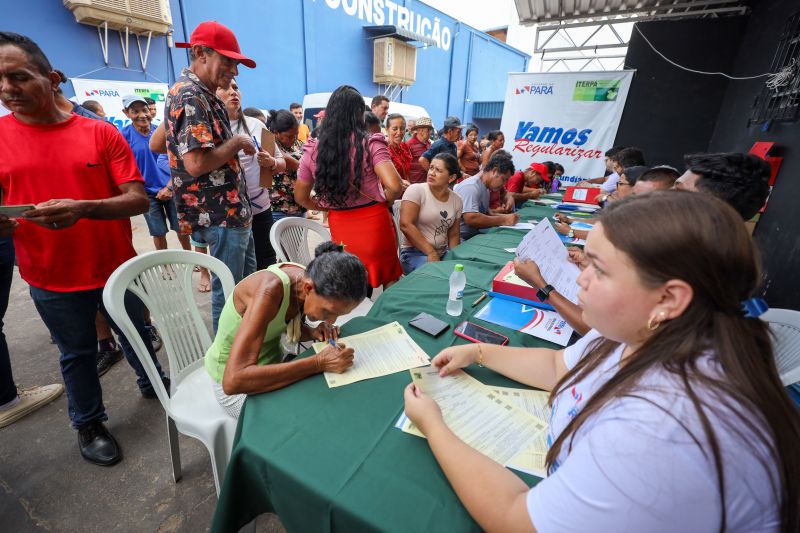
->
[[408, 312, 450, 337]]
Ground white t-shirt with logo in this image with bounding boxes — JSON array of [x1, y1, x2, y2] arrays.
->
[[526, 329, 780, 532]]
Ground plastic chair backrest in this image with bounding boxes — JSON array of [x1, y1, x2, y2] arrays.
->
[[103, 250, 235, 405], [762, 308, 800, 385], [270, 217, 331, 265], [392, 200, 403, 253]]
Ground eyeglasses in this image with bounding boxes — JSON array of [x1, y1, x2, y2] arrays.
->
[[616, 181, 631, 188]]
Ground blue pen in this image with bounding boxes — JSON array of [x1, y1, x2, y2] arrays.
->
[[327, 324, 337, 348]]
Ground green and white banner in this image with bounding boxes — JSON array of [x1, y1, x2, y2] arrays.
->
[[500, 71, 634, 184]]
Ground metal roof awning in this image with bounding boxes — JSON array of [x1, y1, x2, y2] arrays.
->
[[515, 0, 750, 25], [363, 25, 437, 46]]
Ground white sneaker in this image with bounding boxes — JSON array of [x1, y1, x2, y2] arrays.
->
[[0, 384, 64, 428]]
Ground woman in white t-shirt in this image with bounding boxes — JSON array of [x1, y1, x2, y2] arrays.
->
[[398, 153, 463, 274], [404, 191, 799, 533], [216, 80, 285, 270]]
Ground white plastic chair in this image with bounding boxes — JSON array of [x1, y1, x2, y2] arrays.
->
[[392, 199, 403, 254], [270, 216, 331, 265], [762, 308, 800, 385], [102, 250, 237, 496]]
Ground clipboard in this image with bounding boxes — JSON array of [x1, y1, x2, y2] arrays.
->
[[259, 129, 277, 187]]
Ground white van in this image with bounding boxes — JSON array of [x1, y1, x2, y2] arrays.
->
[[298, 92, 431, 131]]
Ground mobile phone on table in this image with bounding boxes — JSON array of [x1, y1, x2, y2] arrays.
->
[[454, 321, 509, 345], [408, 312, 449, 338]]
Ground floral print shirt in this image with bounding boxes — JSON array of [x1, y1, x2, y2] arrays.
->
[[270, 138, 306, 216], [165, 68, 251, 233]]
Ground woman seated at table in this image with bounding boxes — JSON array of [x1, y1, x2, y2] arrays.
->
[[205, 242, 368, 418], [399, 153, 463, 274], [404, 191, 798, 532]]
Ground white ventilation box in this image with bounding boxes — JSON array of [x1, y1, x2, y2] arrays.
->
[[64, 0, 172, 34], [373, 37, 416, 86]]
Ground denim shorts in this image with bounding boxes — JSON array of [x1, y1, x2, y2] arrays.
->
[[144, 194, 180, 237]]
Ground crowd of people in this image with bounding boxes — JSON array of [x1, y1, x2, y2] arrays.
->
[[1, 20, 798, 532]]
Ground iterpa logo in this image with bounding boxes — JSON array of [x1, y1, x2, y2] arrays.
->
[[515, 83, 554, 95], [83, 88, 121, 98]]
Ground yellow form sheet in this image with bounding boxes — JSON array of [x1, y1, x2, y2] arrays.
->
[[313, 322, 430, 388], [491, 387, 551, 478], [405, 368, 548, 467]]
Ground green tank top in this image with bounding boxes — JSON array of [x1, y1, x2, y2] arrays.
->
[[205, 263, 305, 384]]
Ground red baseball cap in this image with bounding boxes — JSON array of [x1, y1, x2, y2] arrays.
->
[[176, 21, 256, 68], [528, 162, 550, 181]]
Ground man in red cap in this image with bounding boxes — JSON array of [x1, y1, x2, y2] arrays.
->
[[165, 21, 259, 332], [504, 162, 547, 206]]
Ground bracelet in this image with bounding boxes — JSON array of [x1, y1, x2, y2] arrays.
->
[[477, 344, 484, 367]]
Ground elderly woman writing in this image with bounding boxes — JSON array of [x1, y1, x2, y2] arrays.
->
[[205, 242, 368, 418]]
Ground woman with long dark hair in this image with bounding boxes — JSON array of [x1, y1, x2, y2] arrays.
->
[[267, 109, 306, 222], [457, 125, 481, 178], [404, 191, 800, 532], [295, 85, 403, 289], [480, 130, 505, 168]]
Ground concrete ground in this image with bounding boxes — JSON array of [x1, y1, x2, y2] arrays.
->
[[0, 215, 284, 533]]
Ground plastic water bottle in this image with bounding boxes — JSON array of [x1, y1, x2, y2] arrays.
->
[[446, 264, 466, 316]]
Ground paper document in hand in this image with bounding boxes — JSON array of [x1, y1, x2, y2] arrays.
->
[[491, 387, 551, 478], [515, 218, 581, 305], [313, 322, 430, 388], [406, 368, 547, 466], [473, 297, 574, 346]]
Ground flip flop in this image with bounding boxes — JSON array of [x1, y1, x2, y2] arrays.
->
[[193, 265, 201, 272], [197, 280, 211, 293]]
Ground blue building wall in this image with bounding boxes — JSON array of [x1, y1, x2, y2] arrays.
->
[[4, 0, 528, 127]]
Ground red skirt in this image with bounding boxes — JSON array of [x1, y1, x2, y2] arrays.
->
[[328, 202, 402, 288]]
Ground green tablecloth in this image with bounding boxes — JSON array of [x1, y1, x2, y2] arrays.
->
[[211, 263, 556, 533], [211, 196, 569, 532]]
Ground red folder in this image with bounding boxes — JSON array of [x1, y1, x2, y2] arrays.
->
[[492, 261, 548, 304], [563, 186, 601, 205]]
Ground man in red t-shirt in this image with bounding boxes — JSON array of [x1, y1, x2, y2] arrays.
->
[[0, 32, 166, 466], [505, 162, 548, 206]]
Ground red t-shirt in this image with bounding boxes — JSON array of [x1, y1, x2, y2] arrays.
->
[[0, 114, 143, 291], [506, 171, 526, 193]]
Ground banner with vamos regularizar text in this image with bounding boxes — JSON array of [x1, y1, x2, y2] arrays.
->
[[499, 71, 634, 185]]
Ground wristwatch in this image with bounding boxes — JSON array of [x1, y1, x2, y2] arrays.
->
[[536, 284, 555, 302]]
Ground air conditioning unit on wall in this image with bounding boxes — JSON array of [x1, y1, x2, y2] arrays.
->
[[373, 37, 416, 86], [64, 0, 172, 34], [64, 0, 173, 68]]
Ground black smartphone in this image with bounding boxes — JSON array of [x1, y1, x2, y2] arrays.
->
[[408, 312, 450, 337], [454, 321, 509, 345]]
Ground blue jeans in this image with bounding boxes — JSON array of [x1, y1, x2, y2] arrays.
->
[[29, 286, 165, 429], [143, 194, 180, 237], [400, 247, 445, 275], [270, 210, 304, 222], [192, 225, 256, 333], [0, 237, 16, 405]]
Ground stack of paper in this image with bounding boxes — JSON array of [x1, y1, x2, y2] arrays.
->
[[515, 218, 582, 305], [396, 368, 550, 477], [313, 322, 430, 388]]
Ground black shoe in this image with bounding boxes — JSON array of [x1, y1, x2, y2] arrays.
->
[[96, 348, 123, 377], [146, 325, 163, 352], [141, 377, 170, 399], [77, 421, 121, 466]]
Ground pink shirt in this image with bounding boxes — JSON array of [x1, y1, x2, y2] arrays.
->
[[298, 133, 392, 209]]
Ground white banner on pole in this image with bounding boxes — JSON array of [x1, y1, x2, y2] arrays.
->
[[499, 71, 634, 185], [70, 78, 168, 130]]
